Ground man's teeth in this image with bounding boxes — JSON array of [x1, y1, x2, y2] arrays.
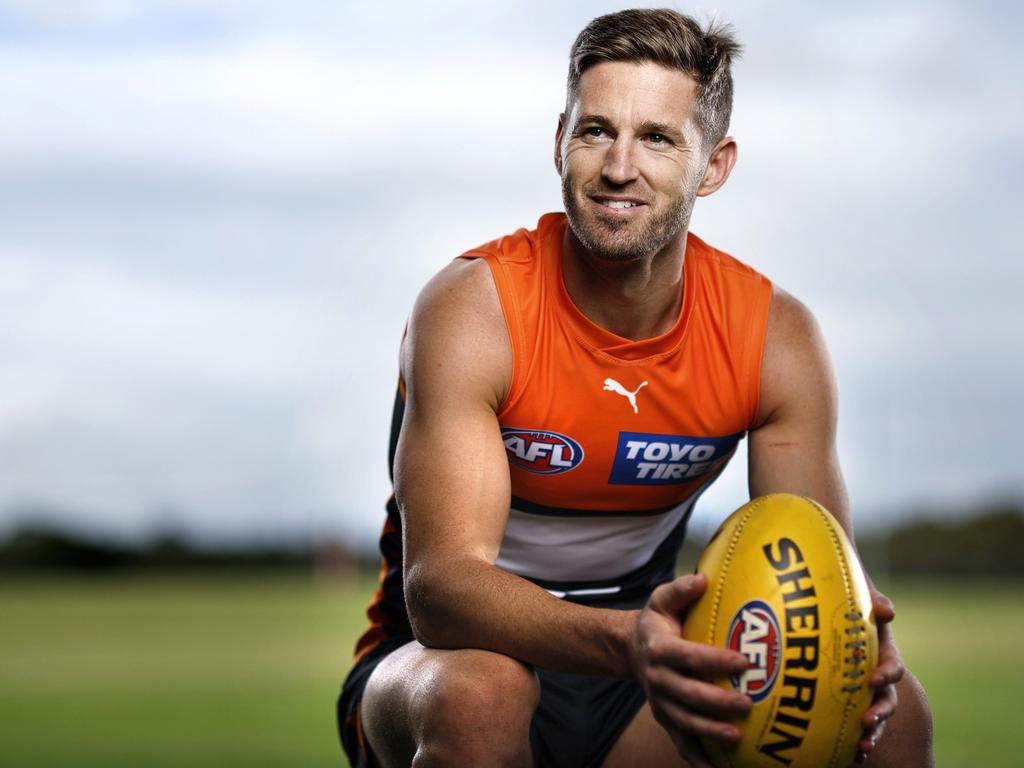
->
[[603, 200, 640, 209]]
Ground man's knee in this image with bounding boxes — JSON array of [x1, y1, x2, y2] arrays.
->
[[871, 671, 934, 767], [364, 643, 539, 767], [413, 649, 539, 760]]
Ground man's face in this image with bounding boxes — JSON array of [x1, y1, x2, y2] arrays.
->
[[557, 61, 706, 263]]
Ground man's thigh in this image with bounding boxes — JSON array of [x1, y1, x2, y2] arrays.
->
[[359, 640, 540, 768]]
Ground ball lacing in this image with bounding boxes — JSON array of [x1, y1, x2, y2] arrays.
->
[[841, 609, 868, 693]]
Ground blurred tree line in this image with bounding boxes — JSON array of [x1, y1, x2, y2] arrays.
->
[[0, 522, 368, 576], [855, 501, 1024, 579], [1, 501, 1022, 578]]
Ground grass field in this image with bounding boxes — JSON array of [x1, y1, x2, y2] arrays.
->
[[0, 572, 1018, 767]]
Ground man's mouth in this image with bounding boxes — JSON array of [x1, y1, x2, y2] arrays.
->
[[591, 196, 647, 212]]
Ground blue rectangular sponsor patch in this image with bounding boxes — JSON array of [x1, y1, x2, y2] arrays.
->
[[608, 431, 742, 485]]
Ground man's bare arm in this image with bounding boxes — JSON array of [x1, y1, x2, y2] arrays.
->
[[396, 258, 637, 677], [748, 287, 847, 514], [749, 286, 933, 766]]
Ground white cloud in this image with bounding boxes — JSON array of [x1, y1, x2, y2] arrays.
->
[[0, 16, 566, 178], [1, 0, 1021, 544]]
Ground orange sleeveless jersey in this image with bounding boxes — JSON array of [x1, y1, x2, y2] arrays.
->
[[353, 212, 772, 657]]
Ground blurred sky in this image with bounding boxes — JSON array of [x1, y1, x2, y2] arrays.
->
[[1, 0, 1021, 550]]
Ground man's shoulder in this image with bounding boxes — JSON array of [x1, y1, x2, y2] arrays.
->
[[687, 231, 770, 285], [413, 258, 503, 330], [406, 213, 563, 362], [460, 212, 565, 265], [404, 256, 513, 409], [752, 284, 834, 430], [764, 285, 821, 348]]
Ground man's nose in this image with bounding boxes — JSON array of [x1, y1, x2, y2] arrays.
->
[[602, 136, 640, 185]]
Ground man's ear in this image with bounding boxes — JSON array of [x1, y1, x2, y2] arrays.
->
[[554, 113, 566, 176], [696, 136, 738, 197]]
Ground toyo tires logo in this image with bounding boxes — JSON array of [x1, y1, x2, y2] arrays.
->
[[727, 599, 782, 702], [607, 431, 740, 485], [501, 428, 584, 475]]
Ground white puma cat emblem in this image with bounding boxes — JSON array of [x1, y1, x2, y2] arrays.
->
[[603, 377, 648, 414]]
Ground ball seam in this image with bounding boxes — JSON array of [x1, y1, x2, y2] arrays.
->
[[706, 495, 764, 768], [805, 497, 860, 768], [706, 495, 764, 644]]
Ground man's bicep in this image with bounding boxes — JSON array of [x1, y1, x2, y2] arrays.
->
[[396, 397, 511, 567], [748, 419, 848, 526], [395, 259, 513, 576], [748, 287, 851, 531]]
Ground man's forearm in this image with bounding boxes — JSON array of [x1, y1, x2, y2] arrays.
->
[[405, 557, 638, 678]]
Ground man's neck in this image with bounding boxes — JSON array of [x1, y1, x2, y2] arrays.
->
[[561, 227, 688, 342]]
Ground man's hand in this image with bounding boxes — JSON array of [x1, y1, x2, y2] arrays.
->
[[853, 589, 904, 764], [630, 573, 753, 768]]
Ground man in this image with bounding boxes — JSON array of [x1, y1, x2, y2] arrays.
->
[[338, 9, 933, 767]]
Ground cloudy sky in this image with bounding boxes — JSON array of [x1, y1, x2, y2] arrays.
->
[[1, 0, 1020, 550]]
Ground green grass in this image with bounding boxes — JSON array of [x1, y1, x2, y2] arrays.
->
[[0, 573, 1017, 767], [0, 570, 374, 768], [879, 580, 1024, 766]]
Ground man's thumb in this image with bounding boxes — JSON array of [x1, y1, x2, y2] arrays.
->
[[649, 572, 707, 614]]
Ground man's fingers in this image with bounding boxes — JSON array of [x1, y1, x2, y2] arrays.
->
[[648, 573, 708, 614], [871, 663, 904, 689], [652, 696, 743, 743], [855, 661, 899, 763], [647, 666, 752, 719], [869, 627, 904, 688], [859, 694, 895, 752], [871, 590, 896, 623], [646, 633, 749, 677], [862, 684, 898, 727], [871, 652, 905, 688], [855, 718, 887, 764], [859, 719, 887, 750]]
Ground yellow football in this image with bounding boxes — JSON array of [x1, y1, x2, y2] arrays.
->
[[682, 493, 878, 768]]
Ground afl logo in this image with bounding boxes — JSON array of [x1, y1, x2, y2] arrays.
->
[[726, 599, 782, 702], [501, 428, 584, 475]]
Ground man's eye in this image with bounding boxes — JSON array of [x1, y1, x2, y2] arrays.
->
[[647, 133, 668, 144], [582, 126, 606, 138]]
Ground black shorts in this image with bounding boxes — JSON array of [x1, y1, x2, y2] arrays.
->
[[337, 635, 646, 768]]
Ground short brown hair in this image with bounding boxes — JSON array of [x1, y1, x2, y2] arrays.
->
[[567, 9, 741, 149]]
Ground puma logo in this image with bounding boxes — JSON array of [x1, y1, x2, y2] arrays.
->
[[603, 377, 648, 414]]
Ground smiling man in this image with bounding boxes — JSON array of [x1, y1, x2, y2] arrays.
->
[[337, 9, 933, 767]]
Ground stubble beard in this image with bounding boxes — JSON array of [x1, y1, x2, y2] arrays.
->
[[561, 172, 696, 263]]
